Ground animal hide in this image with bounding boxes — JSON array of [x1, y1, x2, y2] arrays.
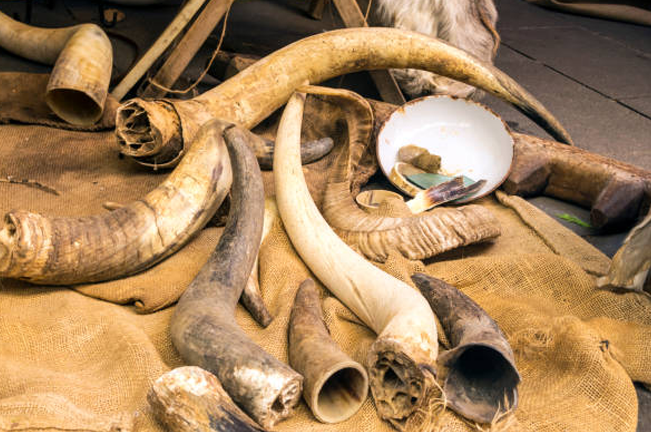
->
[[374, 0, 500, 98]]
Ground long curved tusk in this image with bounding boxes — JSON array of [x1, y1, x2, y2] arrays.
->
[[171, 125, 302, 429], [0, 12, 112, 125], [148, 366, 266, 432], [412, 273, 521, 424], [274, 92, 438, 429], [116, 27, 572, 168], [0, 120, 232, 285], [297, 84, 500, 262], [288, 278, 369, 423]]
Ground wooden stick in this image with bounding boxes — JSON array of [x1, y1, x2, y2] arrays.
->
[[330, 0, 406, 105], [141, 0, 234, 99], [110, 0, 208, 101]]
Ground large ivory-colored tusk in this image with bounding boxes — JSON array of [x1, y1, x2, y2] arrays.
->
[[302, 84, 500, 262], [116, 27, 572, 168], [171, 125, 302, 429], [0, 12, 112, 125], [274, 92, 438, 429], [412, 273, 521, 424], [597, 211, 651, 293], [288, 278, 369, 423], [0, 121, 232, 285], [149, 366, 266, 432]]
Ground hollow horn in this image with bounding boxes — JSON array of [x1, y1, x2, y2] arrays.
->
[[289, 278, 369, 423], [171, 124, 302, 429], [412, 273, 521, 424], [0, 11, 112, 125]]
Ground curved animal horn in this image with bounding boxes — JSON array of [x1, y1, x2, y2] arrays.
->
[[0, 12, 112, 125], [0, 120, 232, 285], [411, 273, 521, 424], [289, 278, 369, 423], [116, 27, 572, 168], [171, 125, 302, 429], [302, 84, 501, 262], [274, 92, 438, 429], [148, 366, 266, 432]]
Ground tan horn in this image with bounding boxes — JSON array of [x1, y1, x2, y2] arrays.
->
[[116, 27, 572, 168], [288, 278, 369, 423], [0, 120, 232, 284], [0, 11, 112, 125]]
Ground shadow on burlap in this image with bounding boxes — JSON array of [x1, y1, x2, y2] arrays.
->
[[0, 73, 649, 432]]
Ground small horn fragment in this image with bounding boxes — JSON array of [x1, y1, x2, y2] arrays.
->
[[0, 11, 112, 125], [288, 278, 369, 423], [240, 198, 280, 328], [304, 85, 500, 262], [171, 125, 302, 429], [275, 92, 438, 429], [0, 120, 232, 285], [411, 273, 521, 424], [116, 27, 571, 169], [251, 134, 334, 171], [597, 211, 651, 293], [148, 366, 266, 432]]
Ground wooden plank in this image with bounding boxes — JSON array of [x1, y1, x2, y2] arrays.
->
[[331, 0, 406, 105], [141, 0, 234, 99]]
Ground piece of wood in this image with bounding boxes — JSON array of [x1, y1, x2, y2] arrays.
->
[[110, 0, 208, 101], [141, 0, 234, 99], [505, 133, 651, 229], [308, 0, 328, 20], [330, 0, 406, 105]]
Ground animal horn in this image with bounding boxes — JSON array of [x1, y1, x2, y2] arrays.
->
[[0, 11, 112, 125], [411, 273, 521, 424], [116, 27, 572, 168], [288, 278, 369, 423], [170, 125, 302, 429], [597, 210, 651, 293], [302, 84, 501, 262], [274, 92, 438, 429], [148, 366, 266, 432], [0, 120, 232, 284]]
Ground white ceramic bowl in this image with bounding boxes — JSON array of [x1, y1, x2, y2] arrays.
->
[[376, 96, 514, 203]]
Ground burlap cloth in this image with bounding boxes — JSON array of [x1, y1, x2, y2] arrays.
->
[[0, 73, 649, 432]]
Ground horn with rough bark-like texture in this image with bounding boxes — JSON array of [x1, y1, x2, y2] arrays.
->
[[171, 125, 302, 429], [288, 278, 369, 423], [301, 84, 500, 262], [412, 273, 521, 424], [597, 211, 651, 293], [116, 27, 572, 168], [148, 366, 266, 432], [504, 133, 651, 229], [274, 92, 438, 430], [0, 120, 232, 285], [0, 11, 112, 125]]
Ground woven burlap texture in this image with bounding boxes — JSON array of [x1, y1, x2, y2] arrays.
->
[[0, 82, 649, 432]]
